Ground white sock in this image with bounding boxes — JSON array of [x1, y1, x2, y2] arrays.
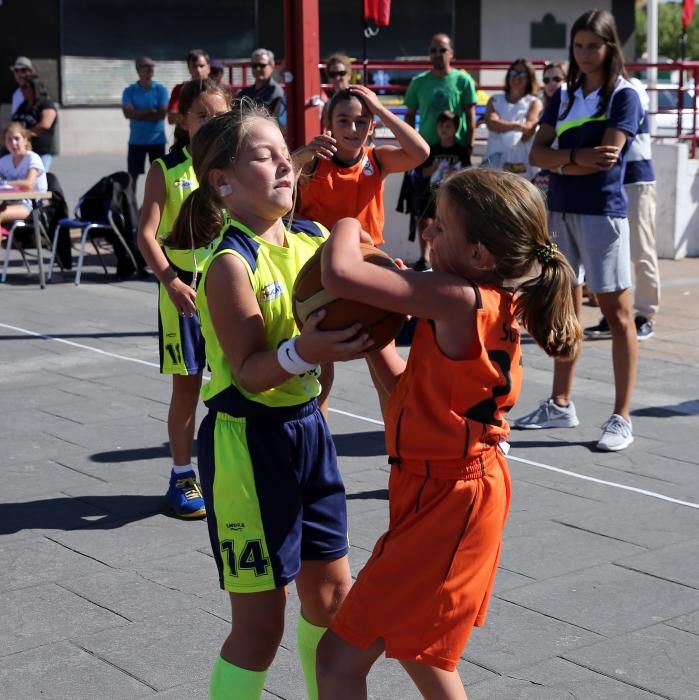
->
[[172, 464, 194, 476]]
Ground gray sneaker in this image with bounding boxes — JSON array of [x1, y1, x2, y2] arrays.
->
[[514, 399, 579, 429], [597, 414, 633, 451]]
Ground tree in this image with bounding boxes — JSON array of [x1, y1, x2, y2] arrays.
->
[[636, 1, 699, 60]]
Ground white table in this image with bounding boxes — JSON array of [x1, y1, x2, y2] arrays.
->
[[0, 189, 53, 288]]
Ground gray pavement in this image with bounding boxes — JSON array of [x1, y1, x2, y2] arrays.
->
[[1, 154, 698, 699]]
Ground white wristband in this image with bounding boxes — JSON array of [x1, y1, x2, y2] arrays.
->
[[277, 337, 317, 375]]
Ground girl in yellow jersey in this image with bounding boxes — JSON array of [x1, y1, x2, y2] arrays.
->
[[137, 79, 231, 518], [168, 102, 371, 700]]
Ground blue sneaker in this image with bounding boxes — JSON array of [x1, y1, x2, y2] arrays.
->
[[166, 470, 206, 519]]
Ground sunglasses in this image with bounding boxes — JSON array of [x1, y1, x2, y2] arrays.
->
[[509, 69, 528, 78], [251, 63, 270, 70], [328, 70, 347, 78], [429, 47, 449, 54], [543, 76, 563, 84]]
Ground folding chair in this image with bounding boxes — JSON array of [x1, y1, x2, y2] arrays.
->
[[48, 172, 140, 286], [1, 203, 64, 284]]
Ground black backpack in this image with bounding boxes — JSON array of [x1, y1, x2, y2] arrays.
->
[[77, 171, 146, 278]]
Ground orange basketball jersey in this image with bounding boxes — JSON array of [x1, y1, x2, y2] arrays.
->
[[297, 147, 385, 245], [385, 284, 523, 478]]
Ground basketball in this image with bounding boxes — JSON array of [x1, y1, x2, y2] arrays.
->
[[293, 243, 405, 351]]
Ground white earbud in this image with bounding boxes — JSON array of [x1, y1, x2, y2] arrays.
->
[[218, 183, 232, 197]]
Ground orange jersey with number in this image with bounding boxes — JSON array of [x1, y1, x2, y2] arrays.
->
[[297, 147, 385, 245], [385, 284, 522, 478]]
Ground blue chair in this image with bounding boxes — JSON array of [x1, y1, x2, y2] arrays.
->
[[48, 173, 139, 286]]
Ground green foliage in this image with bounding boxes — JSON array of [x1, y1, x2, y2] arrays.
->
[[636, 2, 699, 60]]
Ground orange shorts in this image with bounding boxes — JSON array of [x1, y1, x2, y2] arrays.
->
[[331, 447, 511, 672]]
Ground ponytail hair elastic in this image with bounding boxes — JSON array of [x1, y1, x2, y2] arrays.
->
[[535, 242, 558, 265]]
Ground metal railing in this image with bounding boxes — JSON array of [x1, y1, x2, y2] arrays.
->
[[220, 58, 699, 157]]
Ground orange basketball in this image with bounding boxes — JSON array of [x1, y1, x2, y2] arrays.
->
[[293, 243, 405, 351]]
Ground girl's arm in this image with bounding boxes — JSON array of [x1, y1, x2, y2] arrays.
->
[[29, 107, 57, 137], [137, 164, 197, 316], [485, 97, 523, 133], [529, 123, 619, 173], [207, 254, 373, 395], [560, 127, 626, 174], [321, 217, 475, 322], [291, 131, 337, 172], [366, 343, 406, 406], [351, 85, 430, 176], [8, 165, 39, 190]]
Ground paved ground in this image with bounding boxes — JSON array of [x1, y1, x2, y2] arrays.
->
[[1, 155, 698, 699]]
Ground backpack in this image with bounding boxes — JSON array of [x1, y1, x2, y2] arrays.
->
[[77, 171, 146, 278]]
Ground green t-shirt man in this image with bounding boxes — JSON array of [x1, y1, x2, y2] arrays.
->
[[404, 69, 477, 147], [404, 33, 477, 148]]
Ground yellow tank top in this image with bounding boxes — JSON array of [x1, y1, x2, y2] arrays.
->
[[154, 147, 212, 273], [198, 216, 328, 409]]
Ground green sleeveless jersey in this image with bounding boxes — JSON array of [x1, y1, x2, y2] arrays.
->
[[198, 216, 328, 409], [155, 147, 212, 273]]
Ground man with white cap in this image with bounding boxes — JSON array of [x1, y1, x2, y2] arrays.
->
[[10, 57, 34, 113]]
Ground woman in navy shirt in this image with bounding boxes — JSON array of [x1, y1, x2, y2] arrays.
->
[[515, 9, 642, 452]]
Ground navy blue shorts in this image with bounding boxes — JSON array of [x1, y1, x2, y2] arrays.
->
[[198, 396, 349, 592]]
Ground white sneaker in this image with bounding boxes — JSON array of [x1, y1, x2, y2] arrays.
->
[[514, 398, 579, 429], [597, 414, 634, 451]]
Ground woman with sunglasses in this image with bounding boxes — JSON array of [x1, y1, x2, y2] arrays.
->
[[483, 58, 542, 178], [320, 54, 353, 125], [542, 61, 568, 108], [532, 62, 569, 195]]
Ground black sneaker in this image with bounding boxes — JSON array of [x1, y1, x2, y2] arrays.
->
[[584, 317, 611, 340], [635, 316, 655, 341]]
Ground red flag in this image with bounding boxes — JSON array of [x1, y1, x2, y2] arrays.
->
[[683, 0, 695, 30], [364, 0, 391, 27]]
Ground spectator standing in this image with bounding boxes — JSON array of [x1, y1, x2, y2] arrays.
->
[[11, 76, 58, 172], [238, 48, 284, 118], [541, 61, 567, 108], [403, 33, 477, 269], [320, 53, 353, 124], [167, 49, 211, 125], [10, 56, 34, 113], [404, 34, 477, 150], [516, 10, 642, 451], [484, 58, 542, 177], [414, 110, 472, 260], [209, 60, 232, 93], [585, 77, 660, 341], [532, 61, 568, 196], [121, 56, 169, 194]]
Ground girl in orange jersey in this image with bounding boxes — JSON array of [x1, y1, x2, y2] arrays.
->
[[316, 168, 582, 700], [294, 84, 429, 246]]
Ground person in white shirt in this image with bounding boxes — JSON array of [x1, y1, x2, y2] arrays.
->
[[0, 122, 47, 228]]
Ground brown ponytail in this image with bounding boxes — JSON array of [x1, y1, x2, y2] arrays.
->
[[515, 252, 581, 358], [438, 168, 582, 358]]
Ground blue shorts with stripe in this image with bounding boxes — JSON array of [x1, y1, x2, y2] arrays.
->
[[157, 261, 206, 375], [197, 388, 348, 592]]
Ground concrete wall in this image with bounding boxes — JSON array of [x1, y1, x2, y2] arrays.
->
[[654, 142, 699, 258]]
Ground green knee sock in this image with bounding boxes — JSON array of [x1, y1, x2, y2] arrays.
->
[[296, 615, 327, 700], [210, 655, 267, 700]]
